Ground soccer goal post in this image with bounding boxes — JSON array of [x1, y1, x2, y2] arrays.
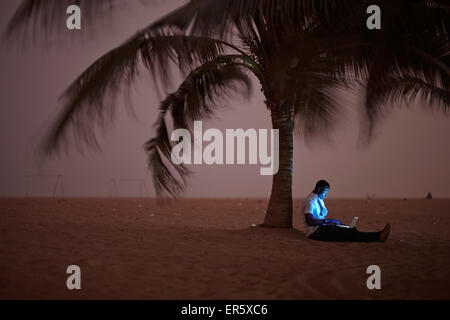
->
[[109, 178, 150, 198], [25, 174, 64, 197]]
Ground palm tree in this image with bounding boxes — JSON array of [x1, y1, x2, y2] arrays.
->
[[4, 0, 449, 228]]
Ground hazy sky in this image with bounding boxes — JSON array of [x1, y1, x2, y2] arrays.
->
[[1, 0, 449, 198]]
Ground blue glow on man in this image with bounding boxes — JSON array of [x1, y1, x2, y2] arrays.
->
[[302, 180, 391, 242]]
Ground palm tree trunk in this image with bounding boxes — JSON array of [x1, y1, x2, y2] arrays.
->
[[262, 104, 294, 228]]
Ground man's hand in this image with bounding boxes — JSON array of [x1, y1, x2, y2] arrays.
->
[[321, 219, 342, 226], [305, 215, 342, 227]]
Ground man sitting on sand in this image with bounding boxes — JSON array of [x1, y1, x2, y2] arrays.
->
[[302, 180, 391, 242]]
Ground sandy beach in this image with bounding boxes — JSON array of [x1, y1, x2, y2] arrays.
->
[[0, 197, 449, 299]]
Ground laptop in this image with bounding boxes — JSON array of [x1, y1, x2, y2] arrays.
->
[[336, 217, 359, 228]]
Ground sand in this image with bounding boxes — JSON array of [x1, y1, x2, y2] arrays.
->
[[0, 197, 449, 299]]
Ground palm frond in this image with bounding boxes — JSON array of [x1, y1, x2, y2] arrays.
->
[[124, 0, 364, 40], [252, 32, 350, 145], [40, 35, 143, 156], [138, 31, 249, 88], [318, 0, 450, 145], [39, 33, 246, 157], [359, 69, 449, 146], [3, 0, 155, 45], [292, 72, 345, 146], [357, 40, 450, 144], [144, 56, 252, 203]]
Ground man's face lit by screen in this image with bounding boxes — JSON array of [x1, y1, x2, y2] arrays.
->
[[318, 188, 329, 200]]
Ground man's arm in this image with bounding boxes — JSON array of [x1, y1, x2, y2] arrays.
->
[[305, 214, 326, 226], [305, 214, 338, 226]]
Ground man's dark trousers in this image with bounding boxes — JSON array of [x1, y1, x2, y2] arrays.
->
[[309, 225, 380, 242]]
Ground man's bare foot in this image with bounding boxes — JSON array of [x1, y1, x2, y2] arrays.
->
[[379, 223, 391, 242]]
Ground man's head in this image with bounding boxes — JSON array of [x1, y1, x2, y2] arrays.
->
[[313, 180, 330, 199]]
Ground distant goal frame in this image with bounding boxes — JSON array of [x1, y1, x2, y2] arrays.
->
[[109, 178, 150, 198], [24, 174, 64, 197]]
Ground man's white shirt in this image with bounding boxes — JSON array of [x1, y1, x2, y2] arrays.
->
[[302, 192, 328, 237]]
